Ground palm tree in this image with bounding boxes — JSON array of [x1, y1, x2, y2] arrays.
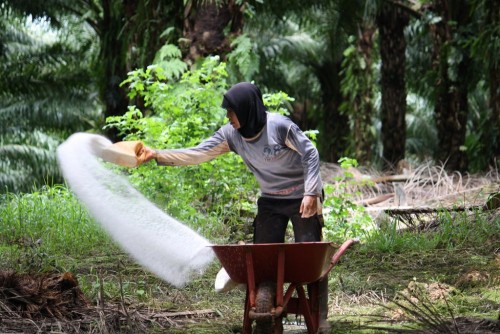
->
[[428, 0, 471, 171], [0, 8, 100, 194], [469, 0, 499, 169], [0, 0, 187, 193], [96, 0, 186, 142], [375, 1, 411, 171], [183, 0, 244, 62], [403, 0, 498, 172], [340, 22, 377, 166], [243, 1, 364, 163]]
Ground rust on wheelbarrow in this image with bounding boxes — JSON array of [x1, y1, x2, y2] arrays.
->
[[210, 239, 358, 334]]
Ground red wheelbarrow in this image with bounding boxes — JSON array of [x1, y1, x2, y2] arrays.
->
[[210, 239, 358, 334]]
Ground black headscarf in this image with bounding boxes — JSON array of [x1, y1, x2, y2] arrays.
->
[[221, 82, 267, 138]]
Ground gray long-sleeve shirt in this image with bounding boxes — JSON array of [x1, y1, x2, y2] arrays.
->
[[155, 112, 323, 199]]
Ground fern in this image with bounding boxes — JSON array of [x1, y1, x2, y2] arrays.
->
[[0, 138, 62, 194], [226, 34, 259, 81], [151, 44, 188, 79]]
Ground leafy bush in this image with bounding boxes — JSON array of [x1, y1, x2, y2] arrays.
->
[[322, 158, 375, 242]]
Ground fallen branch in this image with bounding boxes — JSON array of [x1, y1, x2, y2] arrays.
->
[[365, 204, 488, 215], [151, 309, 218, 319], [384, 205, 483, 215], [356, 193, 394, 206], [370, 175, 411, 183]]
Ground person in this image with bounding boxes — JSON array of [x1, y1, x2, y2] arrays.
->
[[139, 82, 328, 328], [140, 82, 324, 244]]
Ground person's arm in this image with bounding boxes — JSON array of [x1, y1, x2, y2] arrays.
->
[[284, 123, 323, 218], [139, 129, 231, 166]]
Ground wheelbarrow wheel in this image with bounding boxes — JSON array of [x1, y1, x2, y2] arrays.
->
[[253, 281, 283, 334]]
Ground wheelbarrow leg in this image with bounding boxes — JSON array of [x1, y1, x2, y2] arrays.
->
[[243, 249, 256, 334], [243, 289, 252, 334]]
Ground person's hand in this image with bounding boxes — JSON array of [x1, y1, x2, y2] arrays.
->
[[300, 195, 317, 218], [138, 146, 157, 163]]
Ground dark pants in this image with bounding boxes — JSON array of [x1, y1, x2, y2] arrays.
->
[[253, 197, 323, 243], [252, 196, 328, 326]]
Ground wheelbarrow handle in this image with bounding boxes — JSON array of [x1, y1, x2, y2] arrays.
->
[[320, 238, 359, 280]]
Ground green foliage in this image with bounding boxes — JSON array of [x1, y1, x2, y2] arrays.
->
[[405, 93, 438, 163], [262, 91, 293, 116], [242, 2, 362, 163], [366, 220, 442, 254], [322, 157, 374, 242], [303, 129, 320, 145], [404, 4, 499, 172], [365, 209, 499, 254], [152, 44, 188, 79], [0, 131, 60, 193], [107, 56, 244, 239], [339, 35, 377, 164], [0, 186, 162, 306], [464, 80, 498, 172], [340, 40, 372, 102], [226, 34, 260, 82], [0, 185, 115, 272]]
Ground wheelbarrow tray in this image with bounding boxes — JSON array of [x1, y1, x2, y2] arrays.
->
[[210, 240, 357, 334], [210, 242, 338, 285]]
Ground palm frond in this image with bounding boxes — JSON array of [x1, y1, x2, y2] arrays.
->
[[1, 0, 89, 27], [0, 7, 100, 194], [0, 135, 62, 194]]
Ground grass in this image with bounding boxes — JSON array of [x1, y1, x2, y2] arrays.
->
[[325, 212, 499, 332], [0, 185, 119, 272], [0, 185, 499, 333]]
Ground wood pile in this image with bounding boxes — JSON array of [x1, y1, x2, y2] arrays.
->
[[320, 161, 499, 228]]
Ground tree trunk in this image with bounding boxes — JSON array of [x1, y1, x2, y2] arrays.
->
[[486, 0, 500, 166], [431, 0, 470, 171], [316, 61, 349, 163], [376, 3, 410, 171], [489, 58, 500, 166], [183, 0, 244, 62], [353, 23, 376, 166], [99, 0, 130, 142]]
